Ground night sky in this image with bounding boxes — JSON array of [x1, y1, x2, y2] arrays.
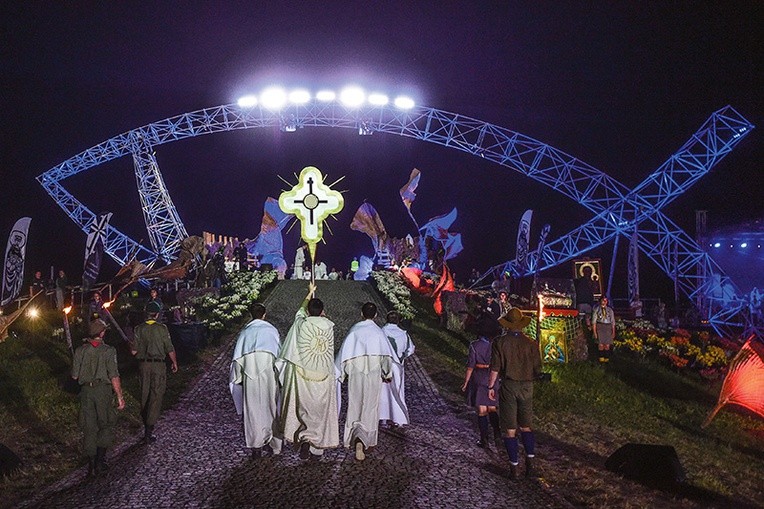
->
[[2, 2, 762, 302]]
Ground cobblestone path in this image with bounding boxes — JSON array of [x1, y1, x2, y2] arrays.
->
[[20, 281, 568, 509]]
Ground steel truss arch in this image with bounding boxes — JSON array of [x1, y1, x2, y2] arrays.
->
[[37, 100, 756, 337]]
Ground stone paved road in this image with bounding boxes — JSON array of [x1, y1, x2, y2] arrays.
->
[[19, 281, 569, 509]]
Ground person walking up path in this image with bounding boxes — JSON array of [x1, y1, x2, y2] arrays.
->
[[379, 310, 414, 427], [488, 308, 543, 479], [71, 319, 126, 476], [229, 302, 282, 457], [276, 283, 339, 459], [336, 302, 394, 460], [131, 301, 178, 443]]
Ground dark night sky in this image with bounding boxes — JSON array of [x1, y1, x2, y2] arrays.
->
[[1, 2, 762, 301]]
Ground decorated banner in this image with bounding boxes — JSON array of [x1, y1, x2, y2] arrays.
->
[[83, 213, 112, 290], [418, 208, 463, 264], [628, 229, 640, 304], [399, 168, 421, 230], [351, 202, 388, 252], [278, 166, 344, 267], [1, 217, 32, 306], [251, 197, 291, 271], [516, 209, 533, 272]]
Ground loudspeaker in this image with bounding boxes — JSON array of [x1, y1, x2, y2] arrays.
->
[[0, 443, 22, 478], [605, 443, 686, 489]]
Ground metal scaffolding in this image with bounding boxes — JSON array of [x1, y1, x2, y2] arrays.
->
[[36, 100, 757, 337]]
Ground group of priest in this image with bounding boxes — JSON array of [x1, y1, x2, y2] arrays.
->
[[229, 283, 414, 461]]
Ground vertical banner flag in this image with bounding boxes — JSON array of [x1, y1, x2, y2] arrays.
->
[[534, 224, 551, 276], [83, 213, 112, 289], [628, 230, 640, 304], [1, 217, 32, 306], [516, 209, 533, 272]]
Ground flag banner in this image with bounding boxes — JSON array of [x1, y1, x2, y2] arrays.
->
[[418, 208, 462, 265], [628, 230, 640, 303], [516, 209, 533, 272], [399, 168, 421, 210], [261, 197, 290, 233], [534, 224, 551, 275], [350, 202, 388, 251], [251, 198, 291, 272], [83, 213, 112, 289], [419, 208, 457, 238], [1, 217, 32, 306], [443, 233, 463, 261]]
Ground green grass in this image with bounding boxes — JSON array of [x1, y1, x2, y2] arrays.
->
[[406, 294, 764, 507]]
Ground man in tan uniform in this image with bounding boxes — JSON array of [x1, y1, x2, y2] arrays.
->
[[131, 302, 178, 443], [71, 319, 125, 476]]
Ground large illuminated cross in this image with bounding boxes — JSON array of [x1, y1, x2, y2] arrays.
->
[[279, 166, 344, 265]]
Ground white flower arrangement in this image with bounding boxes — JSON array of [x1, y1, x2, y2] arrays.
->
[[370, 270, 416, 320], [190, 270, 277, 334]]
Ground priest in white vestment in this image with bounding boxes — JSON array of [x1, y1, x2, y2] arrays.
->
[[379, 310, 415, 426], [229, 303, 282, 457], [335, 302, 394, 461], [275, 283, 339, 459]]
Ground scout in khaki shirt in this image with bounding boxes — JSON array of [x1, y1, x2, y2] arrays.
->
[[71, 319, 125, 476], [131, 301, 178, 443]]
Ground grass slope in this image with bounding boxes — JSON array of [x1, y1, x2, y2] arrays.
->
[[408, 294, 764, 508]]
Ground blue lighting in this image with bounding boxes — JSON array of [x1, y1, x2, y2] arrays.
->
[[714, 242, 721, 248], [741, 242, 748, 248]]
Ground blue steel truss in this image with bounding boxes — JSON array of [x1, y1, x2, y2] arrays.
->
[[36, 100, 757, 338], [130, 133, 188, 261]]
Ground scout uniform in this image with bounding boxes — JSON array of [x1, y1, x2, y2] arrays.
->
[[71, 319, 121, 475], [489, 309, 542, 479], [132, 302, 176, 441]]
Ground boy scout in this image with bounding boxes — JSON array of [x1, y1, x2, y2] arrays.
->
[[71, 319, 125, 476], [131, 301, 178, 442]]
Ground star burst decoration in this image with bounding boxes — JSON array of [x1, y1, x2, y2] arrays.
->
[[278, 166, 344, 263]]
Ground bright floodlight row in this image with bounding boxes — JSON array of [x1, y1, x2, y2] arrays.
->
[[237, 86, 415, 110], [710, 242, 761, 248]]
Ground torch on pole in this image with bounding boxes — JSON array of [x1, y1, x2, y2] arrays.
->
[[101, 301, 130, 344], [62, 306, 73, 356]]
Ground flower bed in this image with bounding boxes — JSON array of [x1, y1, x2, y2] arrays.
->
[[614, 318, 736, 376], [190, 270, 277, 334], [370, 270, 416, 320]]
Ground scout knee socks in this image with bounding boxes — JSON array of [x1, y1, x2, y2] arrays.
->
[[503, 436, 519, 464], [477, 415, 489, 442], [521, 431, 535, 457]]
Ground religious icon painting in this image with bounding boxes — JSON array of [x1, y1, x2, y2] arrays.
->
[[573, 259, 604, 299], [540, 327, 567, 364]]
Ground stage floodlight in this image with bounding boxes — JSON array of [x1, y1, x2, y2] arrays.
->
[[289, 89, 311, 104], [260, 87, 287, 110], [340, 86, 365, 108], [368, 93, 389, 106], [316, 90, 336, 102], [741, 242, 748, 248], [394, 96, 415, 109], [237, 95, 258, 108], [713, 242, 721, 248], [27, 307, 39, 318]]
